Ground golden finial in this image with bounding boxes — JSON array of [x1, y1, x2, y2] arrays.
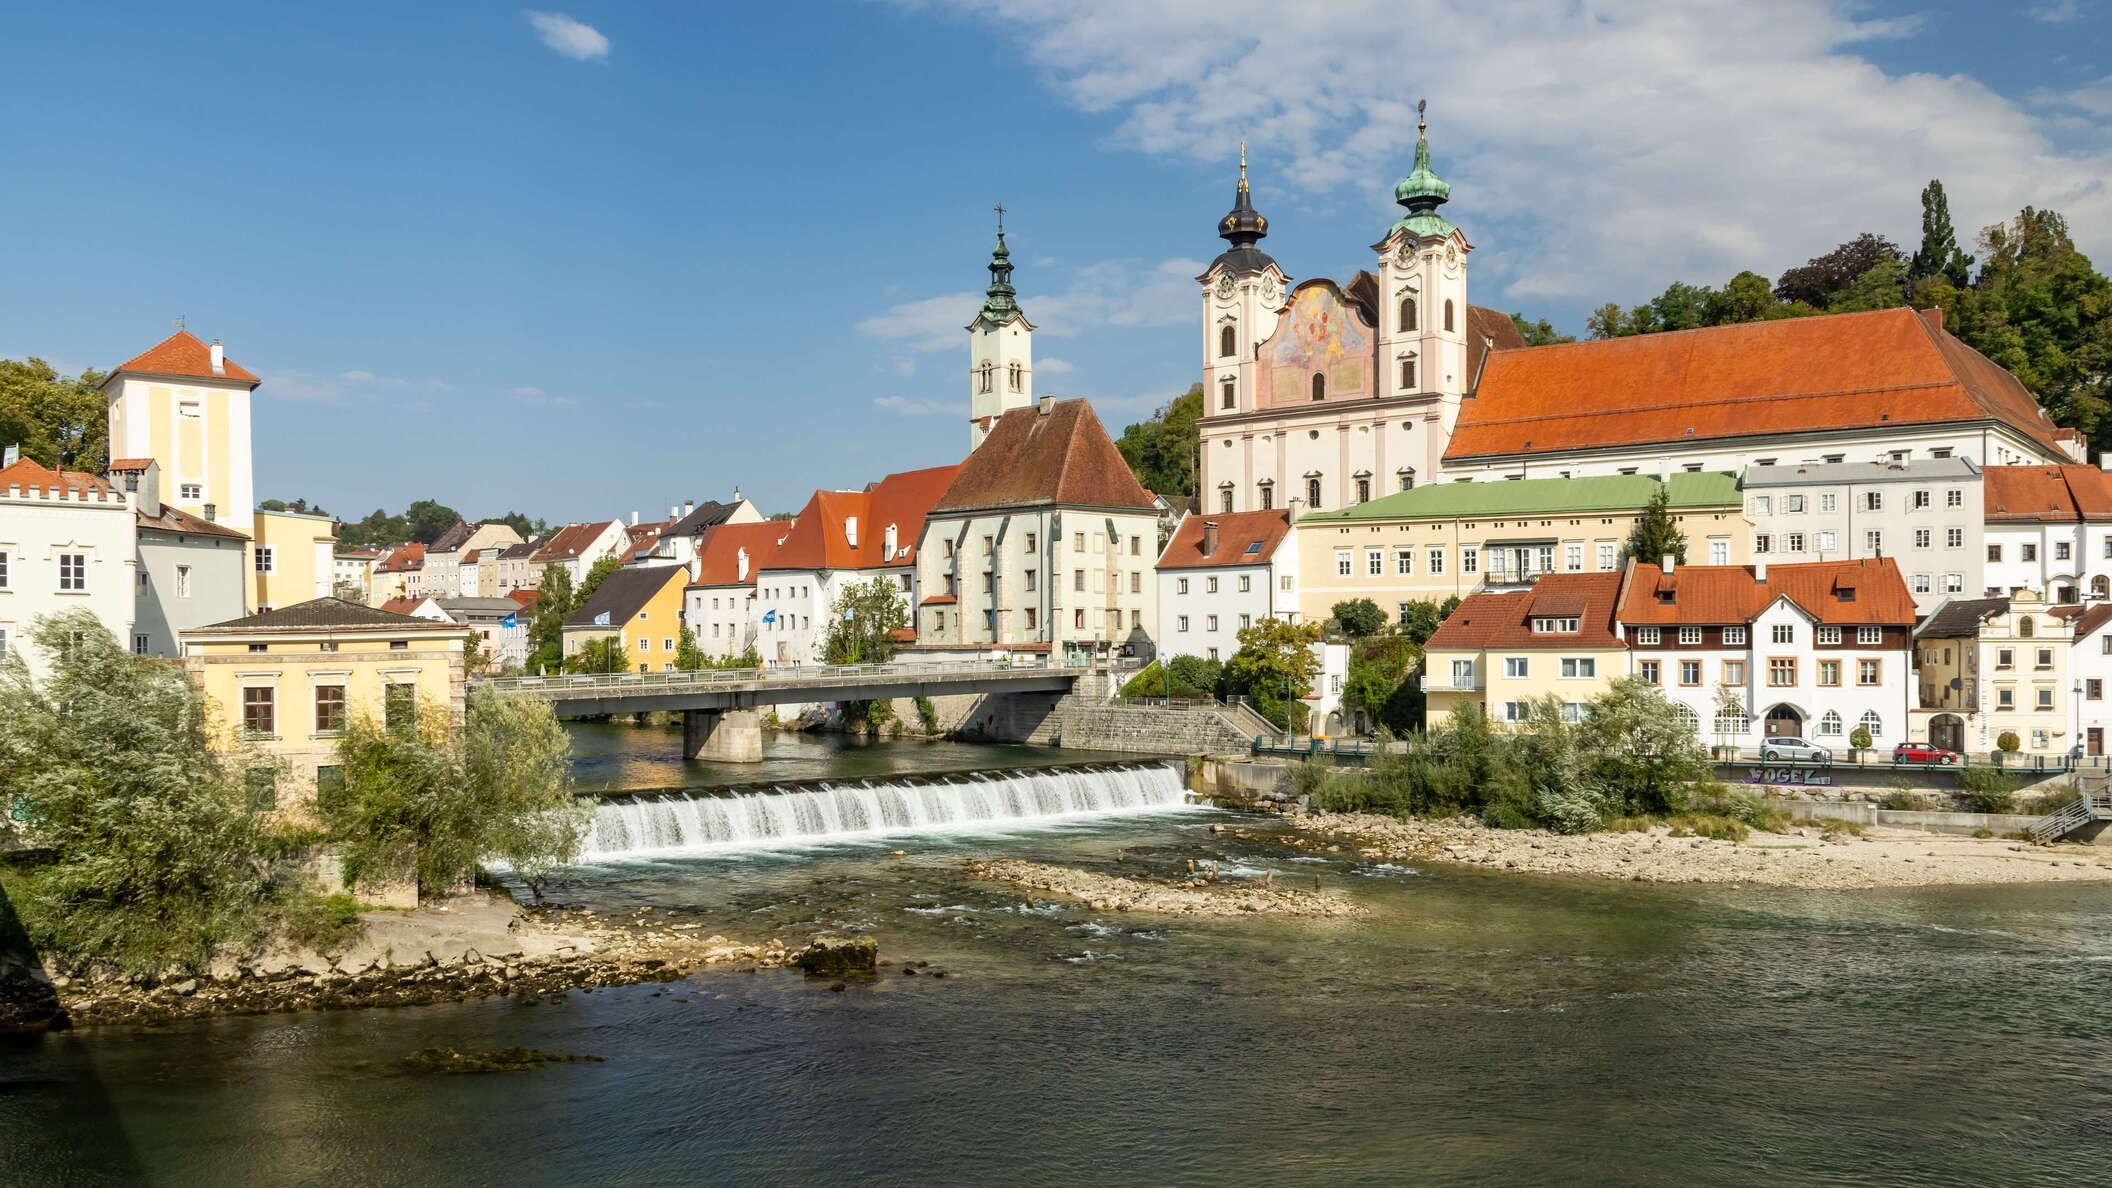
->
[[1238, 139, 1248, 191], [1417, 99, 1427, 139]]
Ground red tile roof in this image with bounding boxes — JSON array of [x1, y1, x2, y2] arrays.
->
[[107, 458, 154, 471], [1425, 572, 1626, 650], [137, 504, 249, 539], [1983, 464, 2112, 522], [109, 330, 260, 385], [532, 521, 616, 562], [769, 463, 964, 572], [374, 543, 426, 573], [1155, 509, 1291, 570], [618, 522, 669, 563], [0, 456, 120, 498], [379, 597, 425, 616], [1617, 558, 1915, 627], [936, 399, 1155, 512], [1449, 308, 2068, 462], [688, 520, 791, 587], [508, 588, 541, 611]]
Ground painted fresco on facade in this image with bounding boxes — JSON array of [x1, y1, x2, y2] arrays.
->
[[1265, 284, 1370, 404]]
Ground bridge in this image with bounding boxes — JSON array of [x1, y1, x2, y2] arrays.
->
[[480, 658, 1100, 761]]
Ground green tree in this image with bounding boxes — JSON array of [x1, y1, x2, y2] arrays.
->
[[675, 626, 707, 671], [1343, 634, 1424, 735], [576, 555, 623, 605], [566, 635, 629, 674], [1224, 618, 1323, 731], [1114, 384, 1204, 496], [491, 511, 548, 539], [823, 576, 909, 665], [1775, 233, 1904, 308], [1952, 206, 2112, 447], [321, 685, 589, 900], [1826, 258, 1909, 314], [1331, 598, 1387, 638], [259, 497, 329, 517], [0, 610, 267, 974], [405, 501, 464, 545], [528, 563, 575, 674], [1585, 302, 1632, 340], [1395, 598, 1447, 645], [0, 357, 108, 473], [1509, 313, 1573, 346], [1581, 677, 1712, 817], [1622, 484, 1687, 564], [1910, 179, 1973, 290]]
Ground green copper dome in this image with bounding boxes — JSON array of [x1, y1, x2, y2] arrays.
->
[[978, 228, 1024, 324], [1388, 125, 1456, 240]]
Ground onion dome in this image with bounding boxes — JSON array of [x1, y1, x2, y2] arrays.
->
[[1388, 104, 1457, 240], [1204, 142, 1278, 279], [977, 208, 1025, 326]]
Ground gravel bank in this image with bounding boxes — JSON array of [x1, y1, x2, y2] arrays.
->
[[1288, 813, 2112, 890], [966, 859, 1370, 917]]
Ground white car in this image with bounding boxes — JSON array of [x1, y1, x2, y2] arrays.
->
[[1759, 736, 1831, 764]]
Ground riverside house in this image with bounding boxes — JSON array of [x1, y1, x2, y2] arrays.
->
[[1421, 571, 1628, 728], [562, 565, 688, 672], [181, 598, 465, 814], [1911, 591, 2079, 757]]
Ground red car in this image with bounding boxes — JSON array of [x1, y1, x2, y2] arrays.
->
[[1892, 741, 1959, 766]]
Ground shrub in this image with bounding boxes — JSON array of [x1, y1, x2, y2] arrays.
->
[[1849, 726, 1873, 749], [1665, 814, 1750, 842], [1972, 827, 1994, 839], [1958, 765, 2018, 815], [1331, 598, 1387, 638], [1814, 816, 1865, 838], [278, 892, 367, 953], [1878, 789, 1922, 811], [2022, 785, 2081, 816], [1996, 731, 2021, 753], [914, 696, 940, 734]]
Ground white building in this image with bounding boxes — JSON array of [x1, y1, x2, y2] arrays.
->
[[1154, 509, 1297, 662], [100, 330, 261, 543], [1982, 464, 2112, 602], [1740, 457, 1982, 612], [0, 454, 138, 676], [684, 521, 792, 661], [528, 520, 627, 589], [967, 217, 1034, 450], [2065, 603, 2112, 757], [1914, 593, 2081, 756]]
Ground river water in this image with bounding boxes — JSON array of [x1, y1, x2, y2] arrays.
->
[[6, 729, 2112, 1185]]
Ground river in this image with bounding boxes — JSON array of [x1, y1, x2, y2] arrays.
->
[[6, 728, 2112, 1185]]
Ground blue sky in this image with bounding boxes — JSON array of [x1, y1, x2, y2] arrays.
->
[[5, 1, 2111, 522]]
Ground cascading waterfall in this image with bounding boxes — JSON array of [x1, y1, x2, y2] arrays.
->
[[581, 763, 1193, 859]]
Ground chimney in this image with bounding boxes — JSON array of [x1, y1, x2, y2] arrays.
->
[[1287, 497, 1301, 525], [684, 500, 695, 516], [630, 511, 639, 526], [1922, 306, 1944, 334], [1, 444, 16, 467], [209, 340, 225, 375], [736, 548, 749, 581], [1755, 559, 1768, 583], [732, 486, 742, 502], [1038, 394, 1054, 416], [1202, 519, 1220, 556], [1660, 553, 1674, 576]]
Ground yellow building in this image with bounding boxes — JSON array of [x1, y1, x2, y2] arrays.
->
[[1295, 471, 1746, 624], [1421, 571, 1628, 728], [561, 566, 689, 672], [1912, 590, 2076, 755], [183, 597, 466, 814], [253, 508, 340, 611], [102, 330, 260, 541]]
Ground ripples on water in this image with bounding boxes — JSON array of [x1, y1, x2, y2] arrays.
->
[[10, 743, 2112, 1185]]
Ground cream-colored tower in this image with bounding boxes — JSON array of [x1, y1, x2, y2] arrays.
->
[[1372, 106, 1472, 479], [101, 329, 259, 538], [1198, 145, 1289, 423], [967, 212, 1034, 450]]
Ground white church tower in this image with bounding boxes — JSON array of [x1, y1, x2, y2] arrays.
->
[[967, 208, 1034, 450], [1372, 103, 1473, 479]]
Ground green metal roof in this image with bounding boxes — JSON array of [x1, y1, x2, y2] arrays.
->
[[1302, 471, 1742, 523], [1388, 133, 1457, 239]]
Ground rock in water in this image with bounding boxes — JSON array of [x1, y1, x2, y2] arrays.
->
[[792, 935, 879, 978], [403, 1047, 606, 1074]]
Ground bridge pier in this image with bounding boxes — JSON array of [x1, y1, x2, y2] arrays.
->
[[684, 707, 763, 762]]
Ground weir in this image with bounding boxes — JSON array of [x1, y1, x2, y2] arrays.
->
[[580, 761, 1194, 859]]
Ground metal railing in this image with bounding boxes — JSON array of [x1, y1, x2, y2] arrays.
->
[[481, 656, 1077, 696], [2027, 776, 2112, 843]]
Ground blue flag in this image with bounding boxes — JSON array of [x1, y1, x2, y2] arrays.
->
[[762, 609, 777, 624], [501, 613, 518, 628]]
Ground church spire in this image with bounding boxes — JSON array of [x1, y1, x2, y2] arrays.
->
[[977, 203, 1024, 325], [1389, 100, 1457, 239], [1208, 141, 1277, 277]]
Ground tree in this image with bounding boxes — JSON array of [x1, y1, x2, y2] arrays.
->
[[321, 685, 590, 900], [1343, 634, 1424, 735], [461, 630, 491, 677], [566, 635, 629, 674], [1509, 313, 1573, 346], [527, 563, 575, 674], [1910, 179, 1973, 290], [1951, 206, 2112, 448], [1622, 484, 1687, 564], [576, 556, 623, 606], [1396, 598, 1448, 645], [0, 609, 267, 974], [1331, 598, 1387, 638], [405, 501, 464, 545], [1775, 233, 1904, 308], [1115, 384, 1204, 497], [1223, 618, 1323, 731], [676, 626, 707, 671], [823, 576, 909, 665], [1581, 677, 1712, 816], [259, 497, 329, 517], [0, 357, 108, 473], [490, 511, 548, 539], [1826, 258, 1909, 314]]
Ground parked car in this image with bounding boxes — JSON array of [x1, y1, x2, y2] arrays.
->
[[1891, 741, 1959, 766], [1758, 736, 1831, 764]]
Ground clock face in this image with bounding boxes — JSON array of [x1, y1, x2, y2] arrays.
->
[[1395, 242, 1414, 267], [1445, 243, 1459, 264], [1262, 279, 1280, 305], [1216, 275, 1235, 299]]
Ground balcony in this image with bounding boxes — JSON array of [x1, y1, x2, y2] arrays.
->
[[1425, 674, 1484, 693]]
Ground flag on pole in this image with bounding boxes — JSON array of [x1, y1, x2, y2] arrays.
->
[[762, 609, 777, 624]]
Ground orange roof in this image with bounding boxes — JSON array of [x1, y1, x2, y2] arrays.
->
[[374, 543, 426, 573], [1617, 558, 1915, 627], [379, 597, 424, 616], [768, 463, 963, 572], [107, 458, 154, 471], [1155, 509, 1291, 570], [532, 521, 616, 562], [109, 330, 260, 386], [1449, 308, 2067, 461], [1426, 572, 1626, 650], [936, 399, 1155, 512], [508, 588, 541, 611], [689, 520, 791, 587], [618, 523, 667, 563], [1983, 465, 2112, 522], [0, 456, 120, 498]]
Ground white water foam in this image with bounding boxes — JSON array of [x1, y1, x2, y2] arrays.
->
[[580, 763, 1194, 859]]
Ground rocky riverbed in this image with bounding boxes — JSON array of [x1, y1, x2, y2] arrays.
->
[[1285, 812, 2112, 890], [965, 858, 1370, 917]]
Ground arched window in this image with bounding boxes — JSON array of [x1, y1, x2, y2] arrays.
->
[[2094, 576, 2108, 598], [1713, 704, 1750, 737], [2019, 615, 2035, 638], [1399, 296, 1417, 332], [1219, 485, 1234, 514], [1220, 379, 1236, 410], [1672, 703, 1700, 737], [1310, 372, 1326, 401], [1858, 710, 1882, 739], [1220, 324, 1236, 357], [1819, 711, 1842, 736], [1008, 361, 1023, 392], [1444, 299, 1455, 332], [1399, 356, 1417, 390], [978, 361, 994, 393], [1306, 476, 1323, 511], [1258, 481, 1274, 510]]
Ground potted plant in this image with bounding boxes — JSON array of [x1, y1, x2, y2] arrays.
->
[[1848, 725, 1873, 763]]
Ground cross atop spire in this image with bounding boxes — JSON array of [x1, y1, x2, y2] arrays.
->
[[977, 204, 1024, 325], [1417, 98, 1427, 139], [994, 201, 1006, 234]]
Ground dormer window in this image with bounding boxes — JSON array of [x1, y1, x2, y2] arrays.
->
[[1531, 616, 1579, 633], [845, 516, 859, 548]]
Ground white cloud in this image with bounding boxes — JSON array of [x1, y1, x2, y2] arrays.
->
[[873, 395, 952, 415], [510, 385, 576, 406], [1037, 356, 1076, 373], [893, 0, 2112, 307], [525, 11, 610, 61], [855, 293, 978, 351], [858, 257, 1203, 350], [2031, 0, 2087, 23], [268, 369, 451, 402]]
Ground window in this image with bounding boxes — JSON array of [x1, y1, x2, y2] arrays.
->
[[242, 686, 275, 737], [1819, 493, 1837, 512], [180, 483, 202, 501], [247, 642, 268, 653], [1817, 625, 1842, 645], [1857, 626, 1881, 646], [1073, 532, 1084, 551], [1723, 626, 1747, 646], [1859, 711, 1883, 739], [1947, 488, 1963, 508], [1130, 572, 1142, 594], [1638, 627, 1661, 645], [1026, 569, 1038, 592], [1817, 531, 1838, 553], [1597, 543, 1616, 571], [1864, 530, 1883, 553], [1366, 550, 1383, 577], [1560, 657, 1595, 678], [1912, 573, 1932, 594], [1914, 529, 1930, 550], [1945, 573, 1964, 593], [2090, 680, 2104, 700], [1130, 536, 1141, 557], [1335, 549, 1352, 577], [315, 685, 346, 734], [664, 637, 675, 652], [1752, 496, 1773, 516], [2022, 543, 2038, 562], [1679, 626, 1702, 646], [0, 551, 8, 588], [1451, 659, 1476, 688], [1913, 489, 1931, 510], [1673, 703, 1701, 737], [1506, 657, 1529, 678], [1074, 569, 1086, 591], [2020, 616, 2036, 638], [1768, 657, 1797, 686], [1818, 710, 1842, 736], [1709, 539, 1730, 565], [1997, 686, 2015, 710], [174, 564, 192, 598], [1639, 660, 1661, 683], [1399, 357, 1417, 389], [1443, 299, 1455, 332], [255, 546, 275, 574], [978, 361, 993, 393], [1220, 324, 1236, 356], [1395, 549, 1414, 576], [1862, 491, 1883, 511], [1756, 534, 1772, 555], [58, 553, 85, 591], [1258, 482, 1274, 509], [1307, 477, 1322, 510], [1988, 544, 2004, 563], [1206, 615, 1219, 632], [1397, 470, 1415, 493], [130, 633, 147, 655], [1399, 296, 1418, 331], [1176, 577, 1189, 595], [1784, 495, 1805, 514], [1428, 548, 1446, 576], [1310, 373, 1326, 401], [1997, 647, 2015, 670], [1531, 616, 1580, 633], [1680, 660, 1702, 685], [384, 684, 417, 733], [1024, 532, 1037, 552], [2057, 541, 2074, 561], [1857, 658, 1882, 686], [1565, 543, 1583, 571], [1784, 533, 1805, 554], [1771, 623, 1794, 645], [1714, 704, 1750, 736], [1818, 659, 1841, 686], [1722, 660, 1746, 685], [2037, 647, 2054, 670]]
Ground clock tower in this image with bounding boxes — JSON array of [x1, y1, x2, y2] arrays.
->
[[967, 208, 1034, 450], [1195, 146, 1290, 511], [1372, 104, 1472, 478]]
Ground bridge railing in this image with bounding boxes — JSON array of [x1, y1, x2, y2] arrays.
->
[[479, 655, 1083, 696]]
